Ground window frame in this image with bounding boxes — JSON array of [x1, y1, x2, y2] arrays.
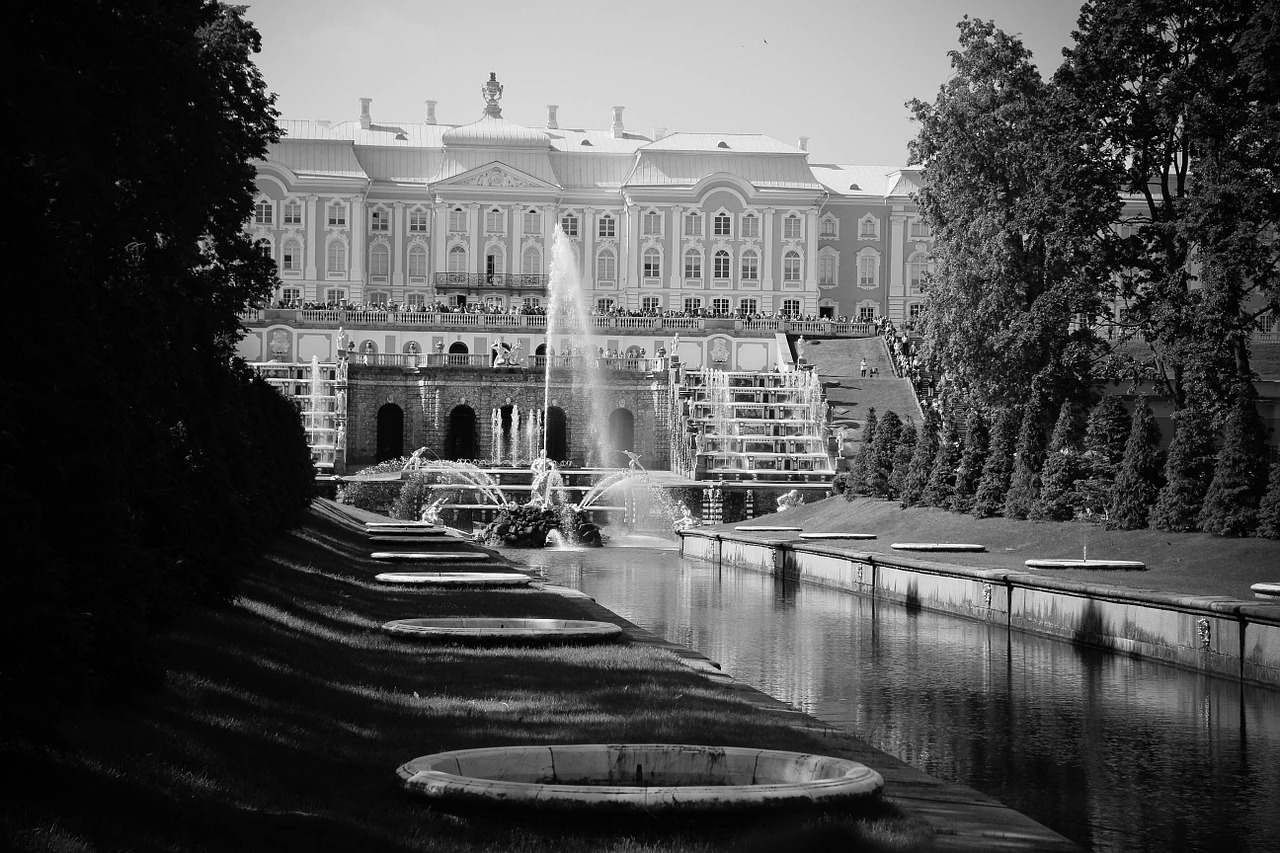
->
[[782, 250, 802, 282]]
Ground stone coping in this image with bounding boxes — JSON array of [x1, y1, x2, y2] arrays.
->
[[891, 543, 987, 552], [1253, 582, 1280, 600], [397, 744, 883, 814], [798, 532, 876, 540], [735, 525, 803, 532], [1025, 559, 1146, 571], [375, 572, 531, 587], [382, 618, 622, 643], [365, 521, 442, 529], [370, 551, 493, 562]]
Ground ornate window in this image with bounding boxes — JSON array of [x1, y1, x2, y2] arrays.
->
[[369, 243, 390, 280], [643, 210, 663, 236], [907, 252, 930, 295], [560, 212, 579, 237], [406, 291, 427, 307], [782, 250, 802, 282], [281, 238, 301, 273], [859, 215, 879, 240], [326, 200, 347, 227], [820, 215, 837, 238], [713, 249, 731, 280], [818, 248, 838, 286], [641, 295, 662, 312], [858, 304, 876, 322], [782, 214, 802, 240], [409, 208, 429, 232], [857, 249, 880, 288], [448, 207, 467, 232], [683, 297, 703, 313], [781, 298, 802, 315], [448, 244, 467, 273], [713, 212, 732, 237], [712, 298, 731, 314], [485, 207, 504, 233], [325, 239, 347, 275], [684, 211, 703, 237], [739, 298, 758, 314], [407, 245, 428, 280], [279, 286, 301, 305], [741, 212, 759, 239], [683, 249, 702, 281], [370, 207, 390, 232], [366, 290, 390, 305], [523, 245, 542, 275], [521, 208, 541, 235], [643, 247, 662, 279], [597, 213, 616, 238], [596, 248, 616, 282], [596, 297, 615, 312], [740, 250, 759, 281], [324, 287, 347, 303], [283, 200, 302, 225], [253, 197, 273, 226], [909, 219, 932, 239]]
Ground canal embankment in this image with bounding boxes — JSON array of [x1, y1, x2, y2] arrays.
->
[[680, 497, 1280, 687]]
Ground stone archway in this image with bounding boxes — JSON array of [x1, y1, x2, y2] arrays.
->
[[376, 403, 404, 462], [606, 408, 635, 468], [445, 404, 478, 461], [448, 341, 469, 354], [545, 406, 567, 463]]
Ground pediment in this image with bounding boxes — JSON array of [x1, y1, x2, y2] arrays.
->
[[437, 162, 559, 191]]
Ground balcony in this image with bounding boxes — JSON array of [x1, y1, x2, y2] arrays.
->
[[433, 272, 549, 293]]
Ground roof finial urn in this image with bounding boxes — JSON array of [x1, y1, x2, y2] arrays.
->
[[481, 72, 504, 117]]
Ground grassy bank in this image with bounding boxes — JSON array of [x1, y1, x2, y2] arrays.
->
[[3, 504, 929, 853]]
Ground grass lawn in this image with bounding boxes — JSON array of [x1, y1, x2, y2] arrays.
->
[[3, 503, 930, 853], [743, 497, 1280, 601]]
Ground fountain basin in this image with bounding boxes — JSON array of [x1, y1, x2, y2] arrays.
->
[[375, 572, 531, 587], [891, 543, 986, 552], [371, 551, 495, 562], [397, 744, 883, 814], [1251, 582, 1280, 600], [382, 618, 622, 643], [1024, 559, 1146, 571], [799, 533, 876, 540]]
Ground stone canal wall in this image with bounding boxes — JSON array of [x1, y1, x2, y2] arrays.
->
[[679, 530, 1280, 687]]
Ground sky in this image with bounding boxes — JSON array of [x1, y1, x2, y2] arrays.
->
[[242, 0, 1083, 166]]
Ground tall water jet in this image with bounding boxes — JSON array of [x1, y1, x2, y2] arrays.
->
[[545, 225, 610, 466]]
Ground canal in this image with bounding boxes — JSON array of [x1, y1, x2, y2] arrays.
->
[[525, 541, 1280, 853]]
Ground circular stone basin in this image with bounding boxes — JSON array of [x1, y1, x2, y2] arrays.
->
[[375, 572, 531, 587], [891, 543, 987, 552], [1024, 559, 1146, 571], [371, 551, 493, 562], [397, 744, 883, 814], [799, 532, 876, 540], [383, 618, 621, 644], [734, 525, 803, 532], [1252, 582, 1280, 600]]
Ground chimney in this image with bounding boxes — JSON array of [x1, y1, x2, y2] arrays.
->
[[360, 97, 372, 130], [425, 100, 438, 125], [546, 105, 559, 129], [611, 106, 625, 139], [653, 126, 667, 140], [797, 135, 809, 151]]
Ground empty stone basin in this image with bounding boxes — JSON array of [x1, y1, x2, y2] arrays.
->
[[891, 542, 986, 552], [1252, 582, 1280, 600], [383, 618, 622, 644], [375, 572, 531, 587], [371, 551, 494, 562], [1025, 559, 1146, 571], [735, 525, 803, 532], [397, 744, 883, 814], [799, 533, 876, 540]]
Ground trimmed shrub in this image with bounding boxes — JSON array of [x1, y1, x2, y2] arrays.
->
[[866, 411, 903, 497], [1004, 396, 1049, 519], [1257, 459, 1280, 540], [889, 420, 918, 499], [1150, 405, 1216, 532], [901, 407, 942, 507], [973, 407, 1019, 518], [1198, 393, 1270, 537], [846, 408, 877, 496], [922, 415, 962, 508], [1107, 397, 1163, 530], [1031, 402, 1087, 522]]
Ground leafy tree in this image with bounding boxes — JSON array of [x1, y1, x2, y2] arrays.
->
[[908, 18, 1117, 409], [866, 410, 903, 498], [973, 407, 1019, 517], [889, 420, 918, 499], [1257, 459, 1280, 540], [951, 409, 989, 513], [922, 415, 963, 508], [1004, 395, 1050, 519], [1075, 395, 1132, 518], [1149, 405, 1217, 531], [1031, 402, 1087, 521], [1108, 397, 1163, 530], [1198, 392, 1270, 536], [846, 408, 877, 497], [901, 407, 942, 507]]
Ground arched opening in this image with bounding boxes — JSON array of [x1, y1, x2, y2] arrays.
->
[[545, 406, 567, 464], [448, 341, 469, 354], [606, 408, 635, 468], [445, 405, 478, 461], [376, 404, 404, 462], [500, 404, 515, 458]]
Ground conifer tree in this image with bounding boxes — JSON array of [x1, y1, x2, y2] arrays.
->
[[1198, 393, 1270, 537], [866, 410, 903, 498], [1256, 459, 1280, 540], [846, 408, 876, 497], [1004, 395, 1049, 519], [889, 419, 918, 499], [973, 406, 1019, 517], [1031, 402, 1087, 521], [951, 408, 989, 513], [1076, 395, 1132, 518], [901, 407, 942, 507], [1108, 397, 1163, 530], [1150, 405, 1216, 531], [922, 414, 963, 508]]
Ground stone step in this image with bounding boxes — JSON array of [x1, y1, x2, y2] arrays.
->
[[370, 551, 496, 563]]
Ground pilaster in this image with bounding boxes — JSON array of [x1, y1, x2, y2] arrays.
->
[[393, 202, 405, 286], [304, 195, 318, 280], [350, 196, 365, 283], [805, 209, 819, 291], [469, 203, 481, 274], [669, 205, 683, 291], [762, 207, 775, 290]]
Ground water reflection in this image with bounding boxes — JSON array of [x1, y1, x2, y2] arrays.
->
[[526, 547, 1280, 853]]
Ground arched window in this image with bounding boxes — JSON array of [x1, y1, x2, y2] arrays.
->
[[741, 212, 759, 238], [908, 253, 930, 294], [281, 238, 301, 272], [485, 208, 504, 233], [522, 208, 541, 234], [448, 245, 467, 274], [596, 248, 616, 282], [370, 207, 389, 232], [683, 249, 702, 281], [253, 197, 273, 226], [522, 245, 542, 275], [642, 248, 662, 279], [448, 207, 467, 232], [783, 214, 802, 240], [783, 250, 802, 282], [326, 239, 347, 275], [369, 243, 390, 280], [713, 249, 731, 280], [684, 211, 702, 237], [559, 212, 578, 237], [597, 213, 616, 238], [820, 216, 837, 238], [740, 250, 759, 281], [642, 210, 662, 235], [326, 201, 347, 227], [408, 207, 429, 232], [407, 245, 428, 280], [713, 213, 732, 237]]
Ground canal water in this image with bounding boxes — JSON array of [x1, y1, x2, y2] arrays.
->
[[525, 541, 1280, 853]]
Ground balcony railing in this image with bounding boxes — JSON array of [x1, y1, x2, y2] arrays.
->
[[433, 272, 549, 292]]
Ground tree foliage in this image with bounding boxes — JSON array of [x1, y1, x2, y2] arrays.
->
[[1004, 395, 1050, 519], [889, 420, 918, 500], [866, 410, 903, 498], [951, 409, 989, 512], [1198, 392, 1270, 536], [973, 406, 1020, 517], [846, 408, 877, 497], [922, 415, 963, 508], [1257, 458, 1280, 540], [901, 408, 942, 507], [1031, 403, 1087, 521], [1149, 405, 1217, 531], [1108, 398, 1164, 530]]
